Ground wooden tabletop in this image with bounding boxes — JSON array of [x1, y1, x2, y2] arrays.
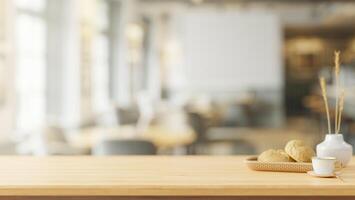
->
[[0, 156, 355, 196]]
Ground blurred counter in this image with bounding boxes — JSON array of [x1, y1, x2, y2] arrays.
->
[[68, 125, 196, 151], [207, 127, 321, 153]]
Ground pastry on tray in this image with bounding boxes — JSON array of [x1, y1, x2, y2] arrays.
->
[[258, 149, 293, 162], [285, 140, 315, 163], [251, 140, 316, 172]]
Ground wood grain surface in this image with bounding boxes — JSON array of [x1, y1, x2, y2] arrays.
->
[[0, 156, 353, 196]]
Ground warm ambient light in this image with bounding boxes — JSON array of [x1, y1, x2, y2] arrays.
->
[[191, 0, 204, 5], [287, 38, 324, 53], [162, 39, 182, 65], [126, 23, 144, 47]]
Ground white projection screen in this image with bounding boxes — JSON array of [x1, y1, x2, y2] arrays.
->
[[178, 11, 283, 92]]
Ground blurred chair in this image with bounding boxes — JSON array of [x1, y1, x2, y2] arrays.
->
[[18, 126, 88, 155], [116, 107, 140, 125], [92, 139, 157, 155], [186, 111, 211, 154], [44, 126, 67, 143], [0, 141, 17, 155], [187, 112, 208, 143]]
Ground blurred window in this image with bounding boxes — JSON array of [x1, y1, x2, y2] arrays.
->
[[15, 0, 47, 132], [92, 0, 114, 113], [15, 0, 46, 12]]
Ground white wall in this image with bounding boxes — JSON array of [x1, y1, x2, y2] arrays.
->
[[174, 11, 283, 93], [165, 10, 285, 126], [0, 0, 16, 140]]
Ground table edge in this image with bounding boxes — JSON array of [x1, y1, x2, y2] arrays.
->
[[0, 186, 353, 196]]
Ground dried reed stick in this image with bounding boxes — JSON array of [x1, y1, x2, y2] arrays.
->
[[334, 51, 340, 134], [319, 77, 331, 134], [336, 90, 345, 134]]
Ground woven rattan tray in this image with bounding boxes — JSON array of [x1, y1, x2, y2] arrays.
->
[[245, 156, 312, 173]]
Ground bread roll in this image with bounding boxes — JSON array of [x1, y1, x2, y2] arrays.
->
[[258, 149, 292, 162], [285, 140, 315, 163]]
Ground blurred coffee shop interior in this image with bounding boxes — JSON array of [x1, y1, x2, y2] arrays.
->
[[0, 0, 355, 155]]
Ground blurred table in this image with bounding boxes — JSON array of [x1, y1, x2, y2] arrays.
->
[[207, 127, 321, 153], [68, 125, 196, 151]]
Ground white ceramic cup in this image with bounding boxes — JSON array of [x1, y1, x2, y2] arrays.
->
[[312, 157, 336, 175]]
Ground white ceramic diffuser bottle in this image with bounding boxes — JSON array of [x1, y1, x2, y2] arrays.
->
[[316, 134, 353, 166]]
